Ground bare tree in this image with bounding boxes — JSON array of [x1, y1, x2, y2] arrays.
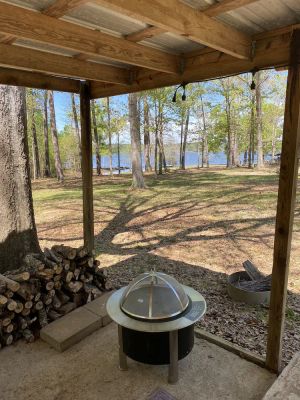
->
[[0, 85, 40, 272], [143, 96, 152, 171], [106, 97, 113, 176], [91, 100, 101, 175], [256, 71, 264, 168], [71, 93, 81, 169], [43, 91, 51, 177], [48, 90, 64, 182], [129, 93, 146, 189]]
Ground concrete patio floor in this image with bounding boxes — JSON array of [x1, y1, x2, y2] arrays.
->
[[0, 322, 275, 400]]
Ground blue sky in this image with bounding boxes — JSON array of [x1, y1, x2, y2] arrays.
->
[[53, 92, 128, 131]]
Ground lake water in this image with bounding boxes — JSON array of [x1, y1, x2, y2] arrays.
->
[[94, 151, 260, 173]]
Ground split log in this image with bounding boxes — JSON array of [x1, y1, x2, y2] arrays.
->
[[56, 290, 70, 305], [65, 271, 74, 283], [3, 323, 14, 334], [243, 260, 265, 281], [44, 247, 63, 263], [65, 281, 83, 293], [15, 301, 24, 314], [52, 295, 62, 310], [76, 246, 88, 259], [23, 253, 45, 271], [21, 308, 31, 317], [0, 274, 20, 292], [7, 299, 17, 311], [5, 272, 30, 283], [236, 276, 272, 292], [52, 245, 77, 260], [47, 309, 61, 321], [0, 333, 13, 346], [58, 302, 76, 315], [34, 301, 44, 311], [0, 295, 8, 306]]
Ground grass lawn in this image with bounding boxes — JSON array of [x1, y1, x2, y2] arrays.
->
[[32, 166, 300, 365]]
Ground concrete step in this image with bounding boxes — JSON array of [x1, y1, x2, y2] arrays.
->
[[263, 352, 300, 399], [40, 291, 113, 352]]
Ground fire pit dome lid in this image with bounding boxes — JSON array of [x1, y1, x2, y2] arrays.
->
[[120, 271, 189, 321]]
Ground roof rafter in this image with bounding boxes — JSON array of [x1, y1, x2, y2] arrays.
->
[[0, 66, 80, 93], [0, 2, 179, 74], [203, 0, 259, 17], [93, 0, 251, 59], [43, 0, 88, 18], [90, 29, 290, 98], [0, 43, 130, 85]]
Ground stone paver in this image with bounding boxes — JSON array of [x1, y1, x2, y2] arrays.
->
[[263, 352, 300, 399], [40, 306, 102, 351], [84, 291, 114, 326]]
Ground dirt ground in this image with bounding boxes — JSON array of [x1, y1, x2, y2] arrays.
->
[[32, 167, 300, 366], [0, 322, 275, 400]]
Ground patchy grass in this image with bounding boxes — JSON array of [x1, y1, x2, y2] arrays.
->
[[32, 166, 300, 365]]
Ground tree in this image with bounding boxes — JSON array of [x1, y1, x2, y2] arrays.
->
[[48, 90, 64, 182], [71, 93, 81, 169], [143, 95, 152, 171], [256, 71, 264, 168], [128, 93, 146, 189], [106, 97, 113, 176], [43, 91, 51, 177], [91, 100, 102, 175], [0, 85, 40, 272], [27, 89, 41, 180]]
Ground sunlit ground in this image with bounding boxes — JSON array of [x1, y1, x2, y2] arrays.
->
[[32, 166, 300, 365]]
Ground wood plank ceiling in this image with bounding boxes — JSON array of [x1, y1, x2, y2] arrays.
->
[[0, 0, 298, 97]]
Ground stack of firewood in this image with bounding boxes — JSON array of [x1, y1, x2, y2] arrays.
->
[[0, 245, 106, 349]]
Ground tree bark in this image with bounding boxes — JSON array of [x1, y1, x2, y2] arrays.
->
[[106, 97, 113, 176], [43, 91, 51, 177], [256, 71, 264, 168], [0, 85, 40, 272], [143, 96, 152, 172], [129, 93, 146, 189], [249, 93, 255, 168], [31, 108, 41, 180], [48, 91, 64, 182], [200, 94, 209, 167], [117, 132, 121, 174], [71, 93, 81, 170], [181, 108, 190, 170], [91, 100, 101, 175]]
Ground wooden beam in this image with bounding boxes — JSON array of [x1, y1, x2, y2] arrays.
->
[[0, 33, 15, 44], [0, 2, 179, 74], [125, 26, 165, 42], [0, 66, 80, 92], [194, 328, 266, 368], [43, 0, 88, 18], [203, 0, 259, 17], [266, 30, 300, 373], [80, 81, 94, 253], [90, 30, 290, 98], [94, 0, 251, 59], [0, 43, 130, 85]]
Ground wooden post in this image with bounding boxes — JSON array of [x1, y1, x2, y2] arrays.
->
[[80, 81, 94, 253], [266, 30, 300, 373]]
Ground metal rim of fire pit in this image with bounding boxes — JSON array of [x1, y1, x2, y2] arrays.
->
[[120, 271, 190, 321], [107, 284, 206, 333]]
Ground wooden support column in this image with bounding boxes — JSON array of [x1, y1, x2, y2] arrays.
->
[[80, 81, 94, 253], [266, 30, 300, 373]]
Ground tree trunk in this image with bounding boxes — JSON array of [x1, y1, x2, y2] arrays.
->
[[197, 133, 201, 169], [43, 91, 51, 177], [106, 97, 113, 176], [48, 90, 64, 182], [0, 85, 40, 272], [179, 113, 184, 168], [249, 93, 255, 168], [31, 109, 41, 180], [225, 93, 233, 168], [256, 71, 264, 168], [200, 94, 209, 167], [91, 100, 101, 175], [71, 93, 81, 169], [129, 93, 146, 189], [181, 108, 190, 170], [143, 96, 152, 172], [117, 132, 121, 174]]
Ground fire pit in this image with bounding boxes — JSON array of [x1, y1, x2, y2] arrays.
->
[[106, 271, 206, 383]]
